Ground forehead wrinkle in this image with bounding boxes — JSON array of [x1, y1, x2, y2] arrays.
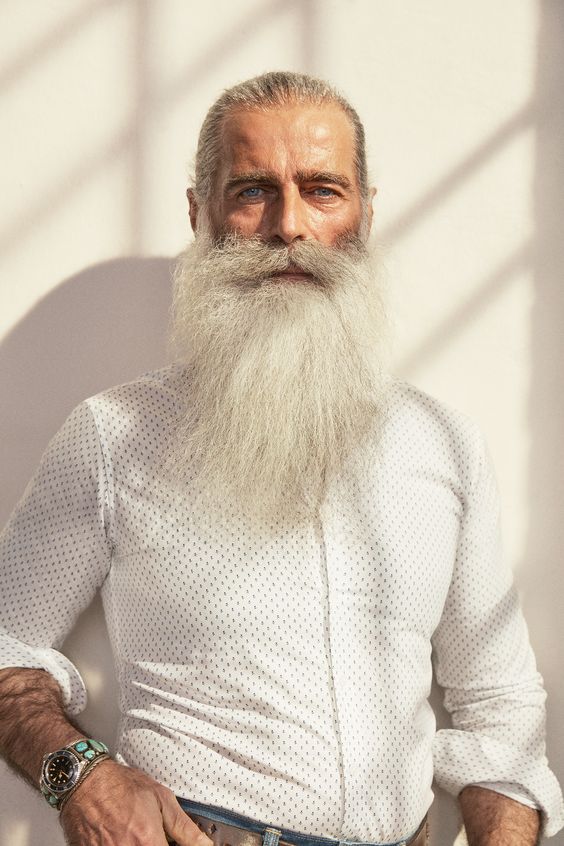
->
[[221, 108, 354, 170]]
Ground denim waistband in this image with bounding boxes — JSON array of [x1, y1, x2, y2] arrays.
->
[[176, 797, 419, 846]]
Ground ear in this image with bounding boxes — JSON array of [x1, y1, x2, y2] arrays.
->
[[187, 188, 198, 233], [365, 186, 377, 234]]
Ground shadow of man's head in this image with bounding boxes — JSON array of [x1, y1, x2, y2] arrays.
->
[[0, 255, 174, 521]]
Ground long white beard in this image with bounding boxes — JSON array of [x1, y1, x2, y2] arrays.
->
[[167, 233, 390, 524]]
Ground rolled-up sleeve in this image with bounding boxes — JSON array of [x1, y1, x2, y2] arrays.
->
[[431, 435, 564, 836], [0, 401, 112, 715]]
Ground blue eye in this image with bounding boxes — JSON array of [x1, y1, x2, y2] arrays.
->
[[240, 187, 264, 198], [313, 187, 336, 197]]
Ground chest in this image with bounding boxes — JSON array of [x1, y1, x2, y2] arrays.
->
[[105, 446, 461, 661]]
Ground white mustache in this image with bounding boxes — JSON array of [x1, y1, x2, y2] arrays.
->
[[200, 233, 368, 289]]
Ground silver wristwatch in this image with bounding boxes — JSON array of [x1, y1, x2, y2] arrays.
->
[[40, 738, 109, 810]]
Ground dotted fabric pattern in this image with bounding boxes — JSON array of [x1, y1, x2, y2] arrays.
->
[[0, 366, 562, 841]]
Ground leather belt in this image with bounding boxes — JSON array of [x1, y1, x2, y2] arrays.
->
[[189, 810, 428, 846]]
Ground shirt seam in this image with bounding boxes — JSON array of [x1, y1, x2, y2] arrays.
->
[[84, 399, 116, 552], [315, 511, 346, 834]]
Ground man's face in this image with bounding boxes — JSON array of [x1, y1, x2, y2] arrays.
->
[[192, 103, 373, 272]]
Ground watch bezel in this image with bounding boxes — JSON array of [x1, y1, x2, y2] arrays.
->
[[42, 748, 81, 794]]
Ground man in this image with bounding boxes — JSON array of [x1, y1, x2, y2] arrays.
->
[[0, 71, 562, 846]]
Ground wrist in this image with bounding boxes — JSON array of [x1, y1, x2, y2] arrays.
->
[[58, 755, 118, 820]]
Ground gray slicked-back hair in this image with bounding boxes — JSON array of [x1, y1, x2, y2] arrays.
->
[[194, 71, 369, 205]]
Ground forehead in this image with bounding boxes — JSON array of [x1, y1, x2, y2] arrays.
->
[[217, 102, 357, 183]]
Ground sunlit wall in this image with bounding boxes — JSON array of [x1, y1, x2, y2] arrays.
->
[[1, 2, 562, 845]]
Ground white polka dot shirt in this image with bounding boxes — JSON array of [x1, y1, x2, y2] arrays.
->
[[0, 367, 562, 841]]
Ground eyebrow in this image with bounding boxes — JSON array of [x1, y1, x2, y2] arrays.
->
[[224, 171, 274, 192], [296, 170, 352, 189], [224, 169, 353, 192]]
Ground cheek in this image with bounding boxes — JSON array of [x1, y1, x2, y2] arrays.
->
[[310, 205, 363, 242], [218, 204, 265, 236]]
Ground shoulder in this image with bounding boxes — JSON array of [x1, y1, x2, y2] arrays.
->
[[382, 379, 489, 485], [81, 364, 186, 449], [386, 379, 481, 440], [85, 364, 185, 419]]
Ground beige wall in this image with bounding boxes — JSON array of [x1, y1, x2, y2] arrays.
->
[[1, 2, 562, 844]]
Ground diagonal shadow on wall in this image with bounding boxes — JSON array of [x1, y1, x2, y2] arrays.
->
[[397, 242, 533, 375], [0, 0, 112, 93], [0, 0, 302, 258]]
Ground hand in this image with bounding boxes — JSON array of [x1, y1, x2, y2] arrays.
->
[[59, 758, 214, 846]]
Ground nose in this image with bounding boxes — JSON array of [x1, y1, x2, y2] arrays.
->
[[268, 186, 311, 244]]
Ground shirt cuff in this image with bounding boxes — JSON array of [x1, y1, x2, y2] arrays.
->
[[433, 728, 564, 837], [0, 631, 87, 715], [471, 781, 540, 810]]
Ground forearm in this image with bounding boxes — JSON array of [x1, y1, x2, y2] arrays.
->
[[460, 786, 540, 846], [0, 667, 213, 845], [0, 666, 85, 786]]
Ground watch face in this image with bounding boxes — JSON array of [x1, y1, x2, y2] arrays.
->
[[43, 749, 80, 793]]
